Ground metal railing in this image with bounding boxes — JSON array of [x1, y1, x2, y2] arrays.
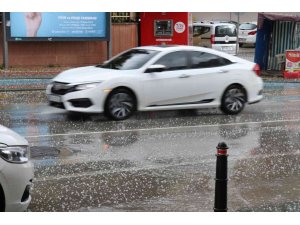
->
[[111, 12, 137, 23]]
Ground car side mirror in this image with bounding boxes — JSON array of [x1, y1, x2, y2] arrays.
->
[[145, 64, 166, 73]]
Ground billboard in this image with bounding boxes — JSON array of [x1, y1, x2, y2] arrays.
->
[[6, 12, 110, 41]]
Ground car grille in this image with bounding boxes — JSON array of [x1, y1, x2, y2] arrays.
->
[[69, 98, 93, 108], [51, 82, 74, 95], [49, 101, 65, 109], [21, 179, 33, 203]]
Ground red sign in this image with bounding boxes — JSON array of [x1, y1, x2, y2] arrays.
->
[[286, 51, 300, 62], [285, 50, 300, 71], [140, 12, 192, 46]]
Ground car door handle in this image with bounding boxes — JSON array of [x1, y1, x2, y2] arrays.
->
[[179, 74, 190, 78], [218, 70, 228, 73]]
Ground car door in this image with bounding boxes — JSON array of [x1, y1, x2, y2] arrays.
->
[[141, 50, 196, 108], [185, 50, 235, 102]]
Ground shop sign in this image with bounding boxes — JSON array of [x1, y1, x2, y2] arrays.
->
[[286, 50, 300, 71]]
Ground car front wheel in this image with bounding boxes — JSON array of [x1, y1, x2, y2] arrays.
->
[[220, 85, 246, 115], [105, 89, 136, 120]]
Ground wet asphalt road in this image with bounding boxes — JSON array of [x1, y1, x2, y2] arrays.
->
[[0, 81, 300, 211]]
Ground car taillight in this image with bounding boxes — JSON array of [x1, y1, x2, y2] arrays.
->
[[253, 64, 260, 76], [248, 31, 257, 35], [210, 34, 215, 44]]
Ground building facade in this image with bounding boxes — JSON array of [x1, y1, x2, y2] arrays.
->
[[1, 13, 138, 68]]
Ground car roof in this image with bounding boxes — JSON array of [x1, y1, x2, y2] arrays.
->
[[134, 45, 221, 53], [240, 21, 257, 24], [134, 45, 204, 51], [132, 45, 247, 63]]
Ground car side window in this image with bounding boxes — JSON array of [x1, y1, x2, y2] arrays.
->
[[154, 51, 188, 71], [193, 26, 210, 38], [215, 25, 237, 37], [189, 51, 233, 69]]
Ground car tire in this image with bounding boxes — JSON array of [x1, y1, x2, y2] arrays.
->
[[0, 184, 5, 212], [220, 85, 246, 115], [105, 88, 136, 120]]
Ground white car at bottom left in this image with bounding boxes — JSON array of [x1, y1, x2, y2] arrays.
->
[[0, 125, 34, 212]]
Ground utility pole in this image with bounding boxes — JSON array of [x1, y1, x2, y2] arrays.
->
[[236, 12, 240, 56], [107, 12, 112, 60], [2, 12, 9, 69]]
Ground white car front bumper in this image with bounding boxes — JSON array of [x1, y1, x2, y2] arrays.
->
[[1, 160, 34, 212], [46, 83, 109, 113]]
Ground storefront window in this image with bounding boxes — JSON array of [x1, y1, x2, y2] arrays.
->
[[111, 12, 136, 23], [154, 20, 173, 36]]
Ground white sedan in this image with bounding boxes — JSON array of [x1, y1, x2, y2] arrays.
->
[[238, 22, 257, 47], [0, 125, 34, 212], [46, 45, 263, 120]]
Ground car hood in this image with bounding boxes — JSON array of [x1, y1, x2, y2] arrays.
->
[[53, 66, 129, 84], [0, 125, 28, 146]]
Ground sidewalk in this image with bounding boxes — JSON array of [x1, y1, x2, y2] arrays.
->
[[0, 67, 299, 91], [260, 70, 300, 82], [0, 66, 70, 79], [0, 67, 68, 91]]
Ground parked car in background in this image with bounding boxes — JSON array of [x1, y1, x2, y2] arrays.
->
[[47, 45, 263, 120], [238, 22, 257, 47], [193, 21, 238, 55], [0, 125, 34, 212]]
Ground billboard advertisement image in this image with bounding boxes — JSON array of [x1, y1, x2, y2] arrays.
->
[[6, 12, 110, 41]]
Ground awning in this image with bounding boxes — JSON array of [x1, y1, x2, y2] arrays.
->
[[257, 13, 300, 29]]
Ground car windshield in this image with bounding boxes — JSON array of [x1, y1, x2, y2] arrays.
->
[[239, 23, 257, 30], [215, 25, 237, 37], [99, 49, 159, 70]]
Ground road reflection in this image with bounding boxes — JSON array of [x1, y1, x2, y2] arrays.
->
[[219, 124, 249, 139], [102, 131, 139, 148], [230, 117, 300, 211]]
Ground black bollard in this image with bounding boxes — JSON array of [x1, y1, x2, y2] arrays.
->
[[214, 142, 228, 212]]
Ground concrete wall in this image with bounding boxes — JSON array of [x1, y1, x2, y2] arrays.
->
[[192, 12, 258, 23], [111, 23, 138, 56]]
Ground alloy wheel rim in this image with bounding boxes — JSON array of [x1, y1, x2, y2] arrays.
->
[[224, 88, 245, 112], [109, 93, 134, 119]]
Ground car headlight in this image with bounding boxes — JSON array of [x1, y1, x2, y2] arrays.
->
[[75, 82, 101, 91], [0, 146, 30, 163]]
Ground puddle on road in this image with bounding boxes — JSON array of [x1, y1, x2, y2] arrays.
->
[[29, 165, 213, 212], [31, 146, 79, 159]]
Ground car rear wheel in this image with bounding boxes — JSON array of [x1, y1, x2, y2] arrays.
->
[[105, 89, 136, 120], [221, 85, 246, 115]]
